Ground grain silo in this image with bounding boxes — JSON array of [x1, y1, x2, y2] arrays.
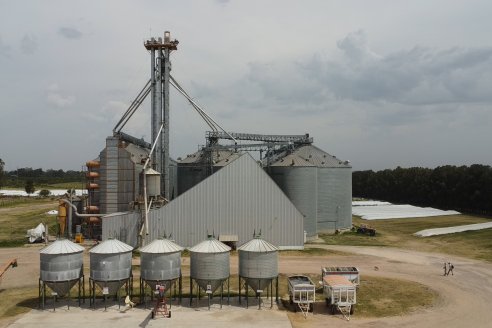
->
[[39, 239, 85, 309], [189, 236, 231, 309], [267, 145, 352, 235], [238, 235, 279, 309], [89, 238, 133, 308], [139, 237, 184, 304]]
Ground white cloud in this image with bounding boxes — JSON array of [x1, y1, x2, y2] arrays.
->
[[20, 34, 38, 54], [58, 27, 82, 39]]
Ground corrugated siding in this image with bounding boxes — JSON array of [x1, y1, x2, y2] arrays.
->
[[103, 212, 140, 247], [269, 167, 318, 237], [317, 167, 352, 231], [103, 154, 304, 249]]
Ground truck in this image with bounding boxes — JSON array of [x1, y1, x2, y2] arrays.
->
[[322, 274, 356, 319], [287, 275, 316, 316]]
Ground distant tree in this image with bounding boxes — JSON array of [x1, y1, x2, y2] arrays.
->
[[0, 158, 4, 189], [25, 180, 35, 194], [39, 189, 51, 197]]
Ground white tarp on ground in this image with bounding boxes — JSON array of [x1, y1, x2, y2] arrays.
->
[[0, 189, 86, 197], [415, 222, 492, 237], [46, 210, 58, 215], [352, 201, 460, 220], [26, 223, 45, 243]]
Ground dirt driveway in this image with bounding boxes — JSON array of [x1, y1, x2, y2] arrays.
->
[[1, 245, 492, 327]]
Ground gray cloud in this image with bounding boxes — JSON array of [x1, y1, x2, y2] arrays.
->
[[58, 27, 83, 39], [0, 36, 11, 58], [20, 34, 38, 55]]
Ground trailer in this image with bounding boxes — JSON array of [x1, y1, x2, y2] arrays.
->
[[322, 266, 360, 286], [322, 275, 356, 320], [287, 275, 316, 317]]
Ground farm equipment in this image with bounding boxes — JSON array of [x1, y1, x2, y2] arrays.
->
[[151, 285, 171, 319], [353, 224, 376, 236], [322, 275, 356, 320], [0, 258, 18, 285], [287, 275, 316, 317], [322, 266, 360, 286]]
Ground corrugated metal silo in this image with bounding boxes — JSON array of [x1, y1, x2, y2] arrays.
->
[[268, 154, 318, 239], [139, 238, 183, 290], [238, 236, 278, 291], [144, 168, 161, 197], [189, 236, 231, 294], [89, 238, 133, 295], [39, 239, 84, 297]]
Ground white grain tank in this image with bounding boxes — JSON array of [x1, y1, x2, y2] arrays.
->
[[89, 238, 133, 294], [40, 239, 84, 296], [144, 168, 161, 197], [238, 236, 278, 291], [189, 236, 231, 293], [139, 237, 183, 290]]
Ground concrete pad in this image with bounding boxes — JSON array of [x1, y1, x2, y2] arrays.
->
[[8, 298, 292, 328]]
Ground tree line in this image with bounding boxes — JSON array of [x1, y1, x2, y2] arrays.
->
[[353, 164, 492, 215], [0, 160, 84, 189]]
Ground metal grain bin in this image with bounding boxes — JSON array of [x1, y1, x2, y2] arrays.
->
[[40, 239, 84, 296], [144, 168, 161, 197], [139, 238, 183, 289], [317, 166, 352, 232], [89, 238, 133, 294], [238, 236, 278, 291], [268, 155, 318, 239], [189, 236, 231, 292]]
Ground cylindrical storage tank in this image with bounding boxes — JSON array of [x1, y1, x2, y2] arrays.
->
[[40, 239, 85, 296], [139, 238, 183, 290], [144, 168, 161, 197], [89, 238, 133, 294], [86, 171, 100, 178], [86, 160, 100, 168], [189, 237, 231, 293], [268, 155, 318, 239], [317, 165, 352, 232], [238, 236, 278, 291], [85, 205, 99, 213]]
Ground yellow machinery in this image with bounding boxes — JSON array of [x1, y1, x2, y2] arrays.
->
[[58, 201, 67, 236]]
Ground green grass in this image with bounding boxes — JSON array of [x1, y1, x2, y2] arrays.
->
[[0, 198, 58, 244], [279, 247, 349, 256], [35, 182, 84, 189], [320, 215, 492, 262], [356, 276, 437, 317]]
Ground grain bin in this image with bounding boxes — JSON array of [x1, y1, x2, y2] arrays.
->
[[238, 235, 279, 308], [188, 236, 231, 309], [144, 168, 161, 197], [139, 238, 183, 301], [89, 238, 133, 306], [39, 239, 85, 308]]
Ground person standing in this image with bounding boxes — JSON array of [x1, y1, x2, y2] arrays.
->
[[449, 263, 454, 276], [443, 262, 447, 276]]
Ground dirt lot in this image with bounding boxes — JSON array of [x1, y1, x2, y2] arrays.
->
[[1, 244, 492, 327]]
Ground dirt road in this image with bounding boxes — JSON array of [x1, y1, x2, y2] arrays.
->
[[1, 245, 491, 327]]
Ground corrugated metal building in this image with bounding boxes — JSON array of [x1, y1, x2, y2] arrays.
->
[[267, 145, 352, 235], [103, 153, 304, 249], [98, 136, 178, 214], [177, 149, 241, 195]]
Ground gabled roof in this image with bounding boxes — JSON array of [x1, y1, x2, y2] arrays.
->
[[40, 239, 85, 254], [90, 238, 133, 254], [238, 237, 278, 252], [139, 238, 184, 253]]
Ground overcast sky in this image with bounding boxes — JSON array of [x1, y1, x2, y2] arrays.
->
[[1, 0, 492, 171]]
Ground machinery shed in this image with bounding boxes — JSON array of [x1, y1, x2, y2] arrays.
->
[[102, 153, 305, 249]]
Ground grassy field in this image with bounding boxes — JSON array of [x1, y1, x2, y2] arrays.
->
[[321, 215, 492, 262], [0, 198, 58, 244], [35, 182, 85, 189]]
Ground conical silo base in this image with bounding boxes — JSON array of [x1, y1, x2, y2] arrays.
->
[[195, 279, 224, 294], [45, 279, 79, 297], [94, 280, 127, 295], [144, 279, 174, 291], [245, 277, 273, 292]]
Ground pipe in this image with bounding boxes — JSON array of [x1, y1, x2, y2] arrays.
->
[[59, 199, 107, 217]]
